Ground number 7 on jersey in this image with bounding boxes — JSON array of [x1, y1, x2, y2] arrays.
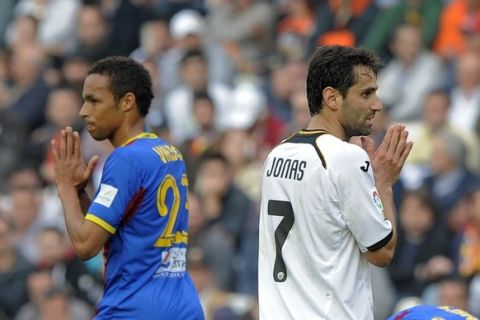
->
[[268, 200, 295, 282]]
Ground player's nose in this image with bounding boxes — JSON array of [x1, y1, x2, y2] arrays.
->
[[79, 102, 88, 118], [372, 95, 383, 111]]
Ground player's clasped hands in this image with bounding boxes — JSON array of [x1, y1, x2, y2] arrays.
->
[[51, 126, 98, 192], [361, 124, 413, 186]]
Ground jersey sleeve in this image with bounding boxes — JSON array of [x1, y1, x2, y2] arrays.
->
[[335, 145, 393, 253], [85, 152, 142, 234]]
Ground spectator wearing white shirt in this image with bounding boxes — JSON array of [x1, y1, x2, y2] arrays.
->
[[377, 24, 446, 122], [163, 49, 231, 144], [448, 51, 480, 135], [10, 0, 80, 55]]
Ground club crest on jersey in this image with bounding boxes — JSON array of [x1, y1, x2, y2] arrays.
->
[[372, 190, 383, 212], [93, 183, 118, 208]]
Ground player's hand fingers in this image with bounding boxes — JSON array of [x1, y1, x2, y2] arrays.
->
[[361, 136, 375, 159], [65, 126, 73, 161], [73, 130, 81, 160], [399, 141, 413, 165], [59, 129, 66, 160], [378, 125, 393, 151], [386, 125, 403, 159], [51, 139, 59, 162], [85, 155, 99, 178], [393, 130, 408, 160]]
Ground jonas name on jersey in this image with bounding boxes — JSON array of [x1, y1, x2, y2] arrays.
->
[[265, 157, 307, 181]]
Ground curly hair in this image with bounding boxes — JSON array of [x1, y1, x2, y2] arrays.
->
[[306, 46, 383, 116], [88, 56, 154, 116]]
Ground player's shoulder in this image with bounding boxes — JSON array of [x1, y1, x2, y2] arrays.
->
[[107, 138, 159, 165], [317, 135, 368, 164]]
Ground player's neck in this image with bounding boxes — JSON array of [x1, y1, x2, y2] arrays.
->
[[307, 115, 346, 141], [111, 119, 147, 147]]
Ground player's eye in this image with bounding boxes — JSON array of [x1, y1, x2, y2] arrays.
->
[[362, 91, 373, 98]]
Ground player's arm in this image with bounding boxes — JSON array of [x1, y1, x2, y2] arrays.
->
[[52, 127, 107, 260], [364, 184, 396, 267], [57, 184, 110, 260], [363, 125, 412, 267], [78, 188, 92, 213]]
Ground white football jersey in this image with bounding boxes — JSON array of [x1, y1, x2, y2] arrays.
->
[[258, 130, 393, 320]]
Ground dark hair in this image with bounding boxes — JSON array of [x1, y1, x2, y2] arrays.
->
[[6, 160, 44, 187], [306, 46, 383, 116], [198, 151, 230, 168], [400, 188, 438, 218], [193, 90, 213, 104], [180, 49, 206, 66], [426, 88, 451, 106], [88, 56, 154, 116]]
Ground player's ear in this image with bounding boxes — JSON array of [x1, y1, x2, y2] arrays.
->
[[322, 86, 340, 111], [120, 92, 136, 112]]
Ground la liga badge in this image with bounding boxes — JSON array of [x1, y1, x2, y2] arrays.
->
[[372, 190, 383, 212]]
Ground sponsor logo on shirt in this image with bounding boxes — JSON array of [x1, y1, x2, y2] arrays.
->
[[93, 183, 118, 208], [154, 247, 186, 278], [360, 160, 370, 172]]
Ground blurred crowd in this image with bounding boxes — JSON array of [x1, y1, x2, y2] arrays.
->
[[0, 0, 480, 319]]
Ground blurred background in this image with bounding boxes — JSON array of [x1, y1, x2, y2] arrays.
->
[[0, 0, 479, 319]]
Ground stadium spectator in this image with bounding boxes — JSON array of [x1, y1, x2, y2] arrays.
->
[[451, 186, 480, 278], [36, 227, 102, 307], [377, 24, 446, 122], [387, 190, 452, 299], [421, 130, 479, 220], [15, 269, 92, 320], [98, 0, 151, 57], [404, 89, 480, 176], [163, 49, 231, 144], [7, 43, 50, 134], [0, 213, 33, 319], [362, 0, 443, 61], [180, 90, 220, 183], [274, 0, 316, 62], [447, 51, 480, 135], [9, 0, 80, 55], [159, 9, 234, 92], [194, 152, 256, 293], [206, 0, 276, 75], [187, 246, 254, 320], [73, 5, 113, 63], [59, 53, 93, 96], [129, 19, 172, 89], [3, 162, 63, 265], [4, 15, 38, 52], [309, 0, 378, 49], [29, 85, 83, 167], [434, 0, 480, 60], [280, 85, 311, 139]]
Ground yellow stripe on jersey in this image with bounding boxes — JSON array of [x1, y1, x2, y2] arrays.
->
[[121, 132, 158, 146], [298, 129, 329, 135], [85, 214, 117, 234]]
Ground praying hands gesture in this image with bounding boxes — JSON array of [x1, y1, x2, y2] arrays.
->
[[51, 126, 99, 193]]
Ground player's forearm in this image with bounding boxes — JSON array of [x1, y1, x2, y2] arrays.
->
[[57, 185, 92, 254], [375, 183, 397, 252], [77, 189, 92, 214]]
